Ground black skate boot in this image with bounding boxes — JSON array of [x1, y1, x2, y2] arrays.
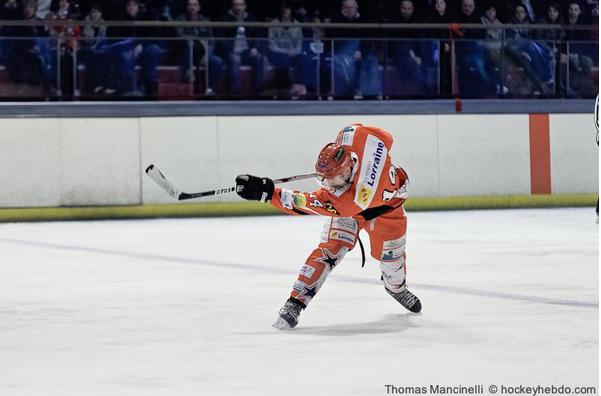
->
[[273, 297, 305, 329], [385, 287, 422, 313]]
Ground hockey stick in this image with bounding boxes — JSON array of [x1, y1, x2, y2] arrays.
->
[[146, 164, 316, 201]]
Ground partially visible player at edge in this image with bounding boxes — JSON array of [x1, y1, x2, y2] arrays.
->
[[235, 123, 422, 329], [595, 95, 598, 221]]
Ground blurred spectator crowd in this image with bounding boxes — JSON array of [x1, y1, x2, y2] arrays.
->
[[0, 0, 598, 99]]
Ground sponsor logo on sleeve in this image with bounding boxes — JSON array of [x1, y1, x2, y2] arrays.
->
[[338, 125, 356, 146], [293, 193, 307, 208], [280, 188, 294, 209]]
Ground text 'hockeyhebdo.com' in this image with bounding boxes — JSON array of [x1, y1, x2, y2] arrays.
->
[[384, 385, 598, 396]]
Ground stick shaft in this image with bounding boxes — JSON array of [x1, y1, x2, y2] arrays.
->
[[146, 164, 315, 201]]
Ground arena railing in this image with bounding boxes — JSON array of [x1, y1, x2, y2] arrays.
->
[[0, 20, 597, 101]]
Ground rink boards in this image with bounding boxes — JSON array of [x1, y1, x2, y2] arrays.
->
[[0, 113, 597, 213]]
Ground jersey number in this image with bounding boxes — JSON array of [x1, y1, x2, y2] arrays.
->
[[309, 199, 324, 208]]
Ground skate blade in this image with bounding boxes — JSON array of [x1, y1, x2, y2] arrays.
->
[[272, 317, 292, 330]]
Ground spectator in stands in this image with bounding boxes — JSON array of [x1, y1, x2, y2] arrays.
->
[[426, 0, 454, 94], [216, 0, 265, 96], [507, 4, 534, 39], [1, 0, 20, 19], [455, 0, 485, 39], [481, 3, 503, 41], [36, 0, 53, 19], [426, 0, 454, 25], [534, 3, 564, 96], [176, 0, 223, 95], [535, 3, 564, 41], [454, 0, 497, 96], [329, 0, 382, 98], [2, 0, 57, 96], [492, 0, 545, 23], [143, 0, 180, 51], [389, 0, 429, 95], [148, 0, 183, 21], [480, 3, 505, 94], [565, 1, 592, 40], [589, 1, 598, 41], [46, 0, 81, 48], [106, 0, 162, 96], [46, 0, 81, 96], [290, 0, 310, 22], [506, 3, 555, 95], [0, 0, 19, 72], [299, 13, 330, 97], [319, 0, 392, 21], [328, 0, 362, 97], [79, 3, 109, 94], [514, 0, 540, 21], [563, 0, 596, 96], [266, 2, 308, 97]]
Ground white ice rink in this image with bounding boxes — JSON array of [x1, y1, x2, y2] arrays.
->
[[0, 208, 598, 395]]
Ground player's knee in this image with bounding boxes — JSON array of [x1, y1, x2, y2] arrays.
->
[[307, 246, 348, 269], [377, 235, 406, 263]]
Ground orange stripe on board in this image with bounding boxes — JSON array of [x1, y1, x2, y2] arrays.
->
[[529, 114, 552, 194]]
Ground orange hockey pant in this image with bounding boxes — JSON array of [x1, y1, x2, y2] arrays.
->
[[291, 205, 408, 306]]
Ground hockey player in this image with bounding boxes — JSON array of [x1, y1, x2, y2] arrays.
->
[[595, 95, 598, 221], [235, 123, 421, 329]]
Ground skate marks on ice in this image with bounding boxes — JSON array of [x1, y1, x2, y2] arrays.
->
[[405, 283, 598, 309], [281, 313, 419, 336], [0, 236, 596, 310]]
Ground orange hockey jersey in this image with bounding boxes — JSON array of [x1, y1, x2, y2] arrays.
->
[[271, 123, 408, 220]]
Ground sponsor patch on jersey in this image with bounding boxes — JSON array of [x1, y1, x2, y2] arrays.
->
[[292, 193, 307, 208], [356, 184, 374, 207], [338, 125, 356, 146], [299, 264, 316, 278], [331, 217, 358, 233], [354, 135, 388, 209], [280, 188, 294, 209], [329, 230, 356, 245]]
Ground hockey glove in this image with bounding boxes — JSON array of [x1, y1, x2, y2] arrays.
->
[[235, 174, 274, 202]]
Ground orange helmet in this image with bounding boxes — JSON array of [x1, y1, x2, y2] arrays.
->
[[315, 143, 353, 190]]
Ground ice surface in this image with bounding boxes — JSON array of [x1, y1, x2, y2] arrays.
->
[[0, 208, 597, 395]]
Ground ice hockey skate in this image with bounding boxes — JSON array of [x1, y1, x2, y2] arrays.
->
[[272, 298, 305, 329], [385, 286, 422, 313]]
